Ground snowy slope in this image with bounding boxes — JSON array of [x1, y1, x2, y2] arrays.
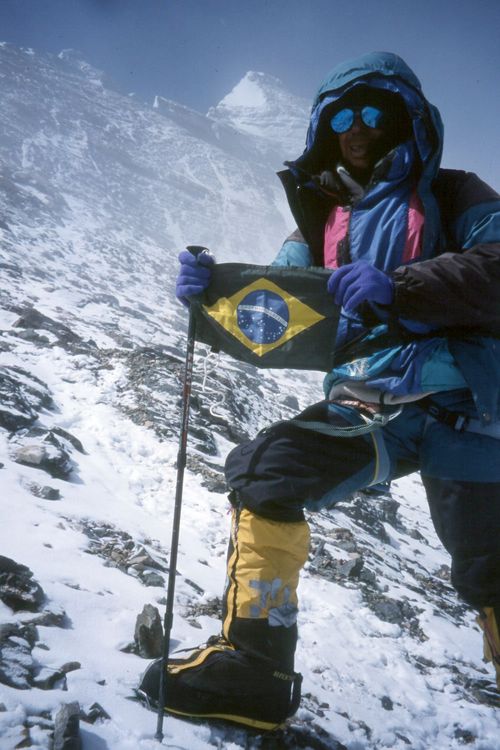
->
[[0, 43, 299, 347], [0, 42, 498, 750]]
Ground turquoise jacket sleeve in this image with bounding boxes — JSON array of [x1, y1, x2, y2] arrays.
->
[[272, 233, 314, 268]]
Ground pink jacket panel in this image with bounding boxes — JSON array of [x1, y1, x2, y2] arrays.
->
[[324, 206, 350, 269]]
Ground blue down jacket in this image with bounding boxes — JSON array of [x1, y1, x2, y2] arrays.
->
[[273, 52, 500, 426]]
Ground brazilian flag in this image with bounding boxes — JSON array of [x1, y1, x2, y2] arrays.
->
[[191, 264, 339, 371]]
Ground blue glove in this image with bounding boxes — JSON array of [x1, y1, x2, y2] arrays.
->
[[176, 250, 215, 306], [327, 260, 394, 311]]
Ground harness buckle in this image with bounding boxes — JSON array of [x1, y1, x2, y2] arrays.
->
[[454, 414, 470, 432]]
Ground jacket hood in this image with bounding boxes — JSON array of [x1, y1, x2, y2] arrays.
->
[[296, 52, 443, 183], [314, 51, 423, 103]]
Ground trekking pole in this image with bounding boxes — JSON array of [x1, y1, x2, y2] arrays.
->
[[155, 245, 208, 742]]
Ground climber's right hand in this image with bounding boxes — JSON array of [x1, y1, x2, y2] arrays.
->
[[175, 249, 215, 307]]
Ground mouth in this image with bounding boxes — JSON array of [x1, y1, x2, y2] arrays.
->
[[348, 143, 370, 157]]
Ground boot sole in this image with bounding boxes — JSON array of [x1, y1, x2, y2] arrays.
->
[[135, 687, 284, 730]]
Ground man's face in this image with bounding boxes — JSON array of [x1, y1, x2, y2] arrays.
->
[[337, 116, 386, 177], [332, 87, 404, 182]]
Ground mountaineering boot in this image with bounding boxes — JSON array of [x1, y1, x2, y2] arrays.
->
[[138, 507, 310, 729], [477, 605, 500, 690], [222, 506, 310, 672]]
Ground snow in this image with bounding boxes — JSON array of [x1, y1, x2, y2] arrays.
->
[[2, 375, 498, 749], [219, 72, 269, 109], [1, 352, 498, 749], [0, 41, 499, 750]]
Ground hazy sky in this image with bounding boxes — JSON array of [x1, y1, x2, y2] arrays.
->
[[1, 0, 499, 186]]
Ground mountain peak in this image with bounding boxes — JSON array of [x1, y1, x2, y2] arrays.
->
[[209, 71, 310, 158], [217, 71, 287, 110]]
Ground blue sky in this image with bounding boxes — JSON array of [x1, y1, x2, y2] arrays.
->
[[1, 0, 499, 186]]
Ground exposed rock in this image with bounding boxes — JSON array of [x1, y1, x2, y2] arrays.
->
[[395, 732, 412, 745], [13, 726, 30, 747], [0, 623, 37, 689], [50, 426, 85, 454], [119, 641, 136, 654], [335, 492, 407, 542], [0, 601, 73, 693], [0, 556, 45, 612], [134, 604, 163, 658], [369, 595, 405, 623], [434, 564, 451, 581], [14, 443, 65, 474], [308, 539, 364, 583], [53, 701, 81, 750], [127, 547, 167, 572], [312, 552, 362, 581], [61, 661, 81, 674], [115, 346, 190, 442], [326, 527, 357, 552], [12, 329, 51, 346], [0, 365, 53, 432], [142, 572, 165, 588], [79, 520, 171, 589], [184, 578, 204, 596], [113, 343, 300, 454], [0, 622, 38, 648], [80, 701, 111, 724], [363, 591, 426, 640], [25, 481, 61, 500], [381, 695, 394, 710], [187, 454, 227, 493], [26, 607, 68, 628], [13, 307, 82, 347], [32, 666, 67, 690], [12, 426, 82, 479], [453, 726, 476, 745], [183, 597, 222, 629]]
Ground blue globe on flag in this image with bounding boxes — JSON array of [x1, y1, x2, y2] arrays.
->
[[237, 290, 290, 344]]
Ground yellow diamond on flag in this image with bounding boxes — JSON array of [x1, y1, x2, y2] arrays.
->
[[204, 277, 325, 357]]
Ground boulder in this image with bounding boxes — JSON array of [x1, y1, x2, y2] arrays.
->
[[134, 604, 163, 658], [53, 702, 81, 750], [12, 427, 82, 480], [0, 556, 45, 612], [26, 482, 61, 500]]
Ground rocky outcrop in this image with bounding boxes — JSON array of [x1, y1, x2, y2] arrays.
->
[[0, 556, 45, 612], [78, 520, 170, 587], [0, 365, 53, 432], [11, 426, 84, 480]]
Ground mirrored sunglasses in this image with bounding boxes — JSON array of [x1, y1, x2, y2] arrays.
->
[[330, 105, 385, 134]]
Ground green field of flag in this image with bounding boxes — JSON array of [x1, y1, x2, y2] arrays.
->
[[192, 264, 339, 371]]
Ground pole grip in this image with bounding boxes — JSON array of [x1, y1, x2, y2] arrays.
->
[[186, 244, 209, 259]]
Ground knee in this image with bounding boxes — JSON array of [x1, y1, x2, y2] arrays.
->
[[451, 553, 500, 608], [224, 436, 305, 522]]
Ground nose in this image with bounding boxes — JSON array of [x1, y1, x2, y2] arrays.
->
[[349, 113, 365, 133]]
